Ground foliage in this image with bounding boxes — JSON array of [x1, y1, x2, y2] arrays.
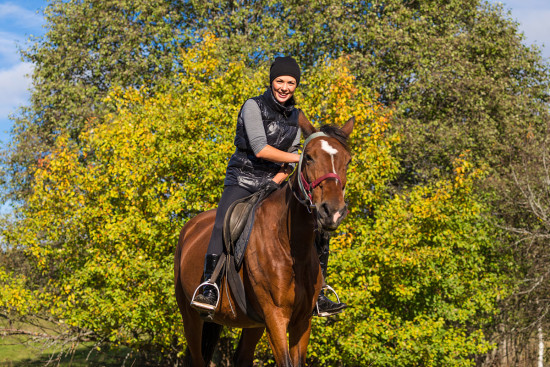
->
[[2, 35, 241, 358], [0, 0, 533, 360], [8, 34, 507, 364], [5, 7, 547, 355], [484, 136, 550, 365], [308, 156, 503, 366]]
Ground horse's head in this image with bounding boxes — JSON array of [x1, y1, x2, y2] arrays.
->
[[295, 112, 354, 231]]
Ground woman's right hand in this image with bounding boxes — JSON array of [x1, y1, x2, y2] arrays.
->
[[255, 145, 300, 164]]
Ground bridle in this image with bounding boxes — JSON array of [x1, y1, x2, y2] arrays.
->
[[293, 132, 344, 212]]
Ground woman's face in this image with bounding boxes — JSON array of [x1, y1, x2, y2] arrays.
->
[[271, 76, 297, 104]]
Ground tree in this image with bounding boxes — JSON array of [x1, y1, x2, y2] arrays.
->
[[480, 136, 550, 366]]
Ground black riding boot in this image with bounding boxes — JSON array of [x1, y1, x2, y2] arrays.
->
[[191, 254, 221, 312], [314, 233, 347, 317]]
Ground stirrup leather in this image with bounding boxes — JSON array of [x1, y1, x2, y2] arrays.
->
[[190, 281, 220, 312], [315, 284, 342, 316]]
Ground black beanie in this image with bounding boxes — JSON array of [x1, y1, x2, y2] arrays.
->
[[270, 56, 301, 86]]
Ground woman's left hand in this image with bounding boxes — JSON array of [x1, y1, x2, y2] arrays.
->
[[272, 164, 294, 184]]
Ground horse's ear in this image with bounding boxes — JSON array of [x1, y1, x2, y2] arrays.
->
[[298, 110, 317, 138], [341, 116, 355, 138]]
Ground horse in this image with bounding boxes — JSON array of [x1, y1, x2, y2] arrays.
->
[[174, 112, 354, 367]]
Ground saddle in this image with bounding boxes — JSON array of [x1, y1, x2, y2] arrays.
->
[[204, 182, 279, 322], [223, 181, 280, 269]]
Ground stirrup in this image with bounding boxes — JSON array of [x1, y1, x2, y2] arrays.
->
[[315, 284, 343, 317], [190, 281, 220, 312]]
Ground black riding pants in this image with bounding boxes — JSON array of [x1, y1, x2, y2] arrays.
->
[[206, 185, 254, 255]]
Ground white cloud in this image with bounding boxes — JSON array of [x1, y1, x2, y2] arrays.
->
[[0, 2, 43, 144], [0, 62, 33, 118], [0, 2, 44, 28], [0, 2, 45, 67], [0, 31, 25, 66]]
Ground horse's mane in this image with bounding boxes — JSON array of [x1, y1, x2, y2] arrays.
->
[[319, 124, 351, 153]]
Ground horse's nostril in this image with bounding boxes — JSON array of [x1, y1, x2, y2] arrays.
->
[[321, 202, 331, 217]]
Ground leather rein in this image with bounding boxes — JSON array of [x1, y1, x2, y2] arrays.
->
[[292, 132, 343, 212]]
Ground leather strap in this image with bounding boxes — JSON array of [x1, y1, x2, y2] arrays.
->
[[226, 254, 264, 323]]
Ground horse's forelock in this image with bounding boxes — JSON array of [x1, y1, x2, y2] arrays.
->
[[319, 124, 351, 153]]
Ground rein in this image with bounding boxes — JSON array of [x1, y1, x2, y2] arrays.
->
[[293, 132, 343, 212]]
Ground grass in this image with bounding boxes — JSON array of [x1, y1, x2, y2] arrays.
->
[[0, 338, 147, 366], [0, 317, 147, 366]]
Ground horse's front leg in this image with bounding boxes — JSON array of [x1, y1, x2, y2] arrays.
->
[[180, 305, 206, 367], [265, 315, 293, 367], [233, 327, 265, 367], [289, 318, 313, 367]]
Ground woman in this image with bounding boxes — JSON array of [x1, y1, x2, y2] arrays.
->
[[191, 56, 346, 317]]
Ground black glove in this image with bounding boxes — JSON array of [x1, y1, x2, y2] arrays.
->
[[261, 180, 280, 196]]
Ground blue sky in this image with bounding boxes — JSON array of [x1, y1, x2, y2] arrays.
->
[[0, 0, 44, 146], [0, 0, 550, 148]]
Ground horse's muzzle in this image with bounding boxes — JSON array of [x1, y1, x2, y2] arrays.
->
[[318, 202, 348, 231]]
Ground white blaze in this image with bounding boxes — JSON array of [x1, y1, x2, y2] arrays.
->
[[320, 140, 338, 173], [320, 139, 345, 224]]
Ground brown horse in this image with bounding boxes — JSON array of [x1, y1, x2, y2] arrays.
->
[[174, 113, 354, 367]]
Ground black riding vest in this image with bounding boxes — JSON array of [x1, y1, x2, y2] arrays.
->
[[224, 88, 300, 192]]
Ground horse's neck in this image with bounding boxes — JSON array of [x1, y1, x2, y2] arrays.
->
[[284, 177, 317, 251], [259, 178, 316, 250]]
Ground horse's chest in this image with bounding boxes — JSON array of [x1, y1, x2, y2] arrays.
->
[[251, 259, 319, 312]]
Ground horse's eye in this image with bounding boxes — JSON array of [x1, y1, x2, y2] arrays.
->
[[305, 154, 314, 164]]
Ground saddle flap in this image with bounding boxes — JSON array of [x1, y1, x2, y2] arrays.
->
[[229, 202, 253, 243], [223, 191, 261, 252]]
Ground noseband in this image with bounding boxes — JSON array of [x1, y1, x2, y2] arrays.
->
[[294, 132, 344, 211]]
